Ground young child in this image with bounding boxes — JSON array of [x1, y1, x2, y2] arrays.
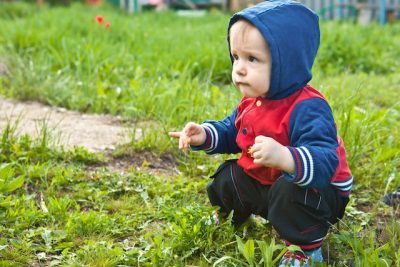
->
[[169, 0, 352, 265]]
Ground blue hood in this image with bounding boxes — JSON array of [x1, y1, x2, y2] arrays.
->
[[228, 0, 320, 100]]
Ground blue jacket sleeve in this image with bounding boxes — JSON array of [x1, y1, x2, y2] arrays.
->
[[191, 108, 241, 154], [283, 98, 339, 189]]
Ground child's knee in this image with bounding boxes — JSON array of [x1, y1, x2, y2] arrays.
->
[[206, 160, 255, 225], [206, 161, 237, 209]]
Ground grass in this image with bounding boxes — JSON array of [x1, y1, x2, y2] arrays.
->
[[0, 2, 399, 266]]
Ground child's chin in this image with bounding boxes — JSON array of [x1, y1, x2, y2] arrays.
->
[[240, 90, 255, 98], [240, 89, 266, 98]]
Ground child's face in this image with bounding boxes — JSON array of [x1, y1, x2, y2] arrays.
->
[[230, 20, 272, 98]]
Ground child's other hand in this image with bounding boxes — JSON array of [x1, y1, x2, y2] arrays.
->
[[169, 122, 206, 149], [250, 135, 294, 173]]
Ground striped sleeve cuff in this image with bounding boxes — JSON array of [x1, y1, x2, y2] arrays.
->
[[331, 176, 353, 194], [202, 123, 218, 153], [287, 146, 315, 187]]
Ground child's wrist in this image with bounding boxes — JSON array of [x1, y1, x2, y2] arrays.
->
[[190, 126, 211, 150], [279, 146, 295, 174]]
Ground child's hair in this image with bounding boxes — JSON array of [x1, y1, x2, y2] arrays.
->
[[229, 19, 271, 54], [229, 19, 253, 43]]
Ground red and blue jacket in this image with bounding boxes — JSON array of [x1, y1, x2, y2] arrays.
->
[[193, 0, 353, 196]]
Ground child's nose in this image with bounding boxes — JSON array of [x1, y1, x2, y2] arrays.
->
[[234, 60, 246, 76]]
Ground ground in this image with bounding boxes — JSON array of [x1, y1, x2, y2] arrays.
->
[[0, 96, 131, 151], [0, 96, 178, 175]]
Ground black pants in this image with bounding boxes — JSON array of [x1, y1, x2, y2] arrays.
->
[[207, 160, 349, 249]]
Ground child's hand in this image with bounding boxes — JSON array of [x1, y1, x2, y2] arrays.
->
[[250, 135, 295, 173], [169, 122, 206, 149]]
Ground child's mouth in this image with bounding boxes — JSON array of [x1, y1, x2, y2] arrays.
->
[[236, 81, 249, 87]]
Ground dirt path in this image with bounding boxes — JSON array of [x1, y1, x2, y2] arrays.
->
[[0, 97, 178, 175], [0, 97, 133, 152]]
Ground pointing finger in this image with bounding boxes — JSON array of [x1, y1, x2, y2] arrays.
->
[[169, 132, 182, 139]]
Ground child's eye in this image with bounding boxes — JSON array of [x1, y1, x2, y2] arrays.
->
[[249, 56, 258, 63], [232, 54, 239, 61]]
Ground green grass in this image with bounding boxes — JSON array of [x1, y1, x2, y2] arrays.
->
[[0, 2, 399, 266]]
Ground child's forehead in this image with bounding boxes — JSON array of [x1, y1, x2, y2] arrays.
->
[[229, 19, 255, 36]]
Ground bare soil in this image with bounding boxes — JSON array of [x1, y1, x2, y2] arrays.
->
[[0, 97, 132, 151], [0, 97, 178, 175]]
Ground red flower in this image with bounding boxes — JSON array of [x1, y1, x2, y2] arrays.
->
[[105, 22, 111, 29], [95, 15, 104, 24]]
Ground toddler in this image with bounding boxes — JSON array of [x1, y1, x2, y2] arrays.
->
[[170, 1, 353, 265]]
